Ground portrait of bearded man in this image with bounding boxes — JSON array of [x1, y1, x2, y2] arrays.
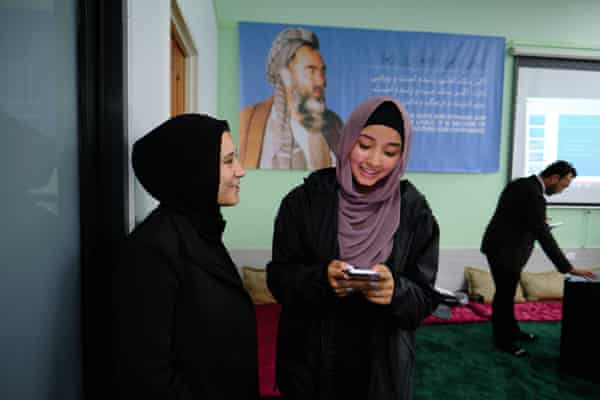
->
[[239, 27, 342, 169]]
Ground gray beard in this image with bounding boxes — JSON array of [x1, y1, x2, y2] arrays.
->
[[293, 92, 326, 132]]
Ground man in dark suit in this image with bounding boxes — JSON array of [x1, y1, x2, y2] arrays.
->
[[481, 160, 594, 356]]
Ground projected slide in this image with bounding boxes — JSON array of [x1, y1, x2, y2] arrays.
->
[[525, 98, 600, 177], [512, 61, 600, 205]]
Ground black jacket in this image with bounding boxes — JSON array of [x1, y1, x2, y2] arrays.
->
[[113, 206, 259, 400], [481, 175, 571, 272], [267, 168, 440, 400]]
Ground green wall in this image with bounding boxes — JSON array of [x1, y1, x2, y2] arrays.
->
[[215, 0, 600, 250]]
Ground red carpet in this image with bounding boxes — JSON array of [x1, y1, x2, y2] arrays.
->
[[423, 304, 488, 324], [255, 304, 280, 398], [466, 300, 562, 321]]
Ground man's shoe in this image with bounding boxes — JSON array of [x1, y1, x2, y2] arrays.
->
[[496, 343, 528, 357], [515, 331, 537, 342]]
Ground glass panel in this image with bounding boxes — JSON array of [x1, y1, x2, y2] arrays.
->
[[0, 1, 81, 399]]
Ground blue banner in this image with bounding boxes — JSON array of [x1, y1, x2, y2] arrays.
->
[[239, 22, 505, 172]]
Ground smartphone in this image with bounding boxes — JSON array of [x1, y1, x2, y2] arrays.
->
[[344, 264, 379, 279]]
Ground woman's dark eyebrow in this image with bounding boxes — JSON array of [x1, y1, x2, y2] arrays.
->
[[359, 133, 375, 141], [359, 133, 402, 147]]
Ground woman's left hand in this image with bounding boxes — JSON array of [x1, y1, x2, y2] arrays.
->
[[363, 264, 394, 305]]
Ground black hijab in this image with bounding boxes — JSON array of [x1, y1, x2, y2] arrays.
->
[[132, 113, 229, 241], [364, 100, 405, 151]]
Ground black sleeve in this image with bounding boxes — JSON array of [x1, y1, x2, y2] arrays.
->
[[112, 241, 193, 400], [523, 186, 572, 273], [266, 192, 336, 309], [386, 204, 441, 330]]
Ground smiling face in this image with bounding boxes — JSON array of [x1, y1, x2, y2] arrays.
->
[[217, 132, 245, 206], [349, 124, 403, 193]]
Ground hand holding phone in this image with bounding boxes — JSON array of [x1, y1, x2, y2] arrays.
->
[[344, 264, 380, 280]]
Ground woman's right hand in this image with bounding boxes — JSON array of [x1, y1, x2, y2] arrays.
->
[[328, 260, 353, 298], [327, 260, 374, 298]]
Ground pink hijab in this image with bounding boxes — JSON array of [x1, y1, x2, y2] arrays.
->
[[335, 97, 412, 268]]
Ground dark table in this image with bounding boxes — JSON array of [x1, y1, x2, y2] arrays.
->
[[560, 275, 600, 383]]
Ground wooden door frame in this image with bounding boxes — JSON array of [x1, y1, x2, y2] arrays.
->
[[171, 22, 187, 116], [171, 2, 198, 113]]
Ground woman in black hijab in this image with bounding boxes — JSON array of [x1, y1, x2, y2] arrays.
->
[[112, 114, 259, 400]]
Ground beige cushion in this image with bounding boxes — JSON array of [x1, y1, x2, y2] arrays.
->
[[464, 266, 525, 304], [520, 270, 564, 301], [241, 266, 276, 304], [519, 266, 600, 301]]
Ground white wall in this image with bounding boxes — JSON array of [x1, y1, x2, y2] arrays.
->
[[127, 0, 219, 228]]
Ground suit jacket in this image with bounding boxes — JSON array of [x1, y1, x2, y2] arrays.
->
[[239, 97, 342, 168], [113, 206, 259, 400], [481, 175, 571, 272]]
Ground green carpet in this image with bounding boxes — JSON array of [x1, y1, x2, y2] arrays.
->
[[415, 322, 599, 400]]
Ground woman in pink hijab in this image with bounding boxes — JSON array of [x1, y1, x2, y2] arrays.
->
[[267, 97, 440, 400]]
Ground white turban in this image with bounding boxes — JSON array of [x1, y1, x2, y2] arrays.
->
[[266, 28, 320, 84]]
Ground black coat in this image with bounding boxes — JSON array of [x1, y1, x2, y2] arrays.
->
[[481, 175, 571, 272], [266, 168, 440, 400], [113, 206, 259, 400]]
